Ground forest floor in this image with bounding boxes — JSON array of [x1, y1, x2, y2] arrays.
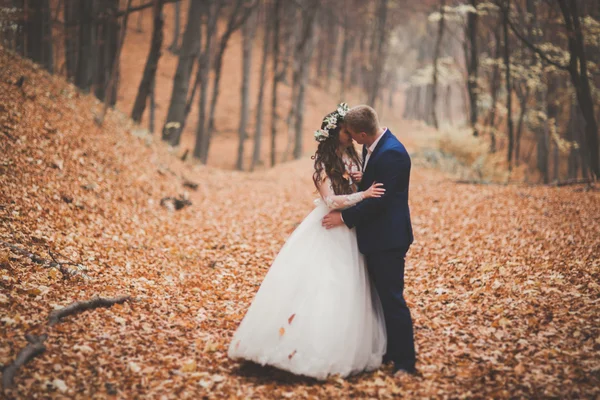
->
[[1, 49, 600, 399]]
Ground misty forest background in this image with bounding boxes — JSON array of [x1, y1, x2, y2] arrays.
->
[[2, 0, 599, 182]]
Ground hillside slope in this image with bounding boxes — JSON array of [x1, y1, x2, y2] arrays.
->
[[1, 48, 599, 398]]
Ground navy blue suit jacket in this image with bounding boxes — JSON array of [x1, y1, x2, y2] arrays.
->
[[341, 129, 414, 255]]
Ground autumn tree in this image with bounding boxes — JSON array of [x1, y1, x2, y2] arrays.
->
[[131, 0, 165, 128]]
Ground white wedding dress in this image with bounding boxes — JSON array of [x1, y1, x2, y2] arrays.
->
[[228, 156, 386, 380]]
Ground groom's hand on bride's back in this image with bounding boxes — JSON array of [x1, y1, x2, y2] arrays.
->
[[322, 211, 344, 229]]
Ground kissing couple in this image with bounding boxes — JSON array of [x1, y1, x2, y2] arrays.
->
[[228, 104, 416, 379]]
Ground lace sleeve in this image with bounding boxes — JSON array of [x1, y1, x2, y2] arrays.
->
[[318, 175, 365, 210]]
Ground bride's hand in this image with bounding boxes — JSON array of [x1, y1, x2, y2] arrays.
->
[[350, 171, 363, 183], [364, 182, 385, 199]]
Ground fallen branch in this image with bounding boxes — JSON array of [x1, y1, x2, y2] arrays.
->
[[0, 241, 88, 279], [2, 335, 47, 390], [3, 295, 130, 391], [48, 295, 132, 326]]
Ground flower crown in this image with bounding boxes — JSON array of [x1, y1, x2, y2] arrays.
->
[[314, 103, 350, 143]]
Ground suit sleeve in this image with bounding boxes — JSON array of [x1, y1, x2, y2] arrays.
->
[[341, 150, 409, 228]]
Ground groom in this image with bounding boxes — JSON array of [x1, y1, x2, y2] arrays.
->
[[322, 105, 416, 374]]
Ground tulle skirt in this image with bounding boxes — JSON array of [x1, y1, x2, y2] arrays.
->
[[228, 200, 386, 380]]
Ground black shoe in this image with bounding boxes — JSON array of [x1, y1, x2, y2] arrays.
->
[[382, 354, 393, 365], [393, 363, 419, 376]]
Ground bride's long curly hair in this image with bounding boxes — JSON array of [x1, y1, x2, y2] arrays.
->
[[312, 112, 362, 195]]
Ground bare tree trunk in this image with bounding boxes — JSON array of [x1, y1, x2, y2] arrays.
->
[[282, 10, 300, 161], [168, 0, 181, 53], [149, 79, 156, 132], [502, 0, 514, 170], [97, 0, 134, 125], [75, 0, 96, 92], [367, 0, 388, 107], [536, 87, 550, 183], [325, 24, 338, 91], [567, 100, 582, 179], [465, 0, 479, 136], [194, 1, 220, 159], [431, 0, 446, 130], [236, 8, 257, 170], [486, 25, 502, 153], [293, 0, 319, 160], [445, 85, 453, 125], [556, 0, 599, 178], [280, 2, 297, 85], [271, 0, 281, 166], [200, 0, 255, 164], [251, 6, 271, 172], [25, 0, 53, 72], [339, 8, 350, 101], [11, 0, 25, 56], [136, 0, 144, 32], [132, 0, 165, 123], [162, 0, 203, 145], [514, 84, 530, 165], [63, 0, 78, 80]]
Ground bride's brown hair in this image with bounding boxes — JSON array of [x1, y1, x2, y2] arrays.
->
[[312, 111, 362, 195]]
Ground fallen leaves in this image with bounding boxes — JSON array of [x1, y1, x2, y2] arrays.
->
[[0, 47, 599, 399]]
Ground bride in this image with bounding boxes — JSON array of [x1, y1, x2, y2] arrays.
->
[[228, 103, 387, 380]]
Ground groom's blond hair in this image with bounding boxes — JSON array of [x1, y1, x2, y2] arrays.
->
[[343, 105, 380, 136]]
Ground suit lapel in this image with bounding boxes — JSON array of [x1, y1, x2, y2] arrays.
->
[[363, 129, 390, 177]]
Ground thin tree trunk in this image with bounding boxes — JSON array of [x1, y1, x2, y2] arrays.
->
[[325, 24, 338, 91], [149, 78, 156, 133], [445, 85, 453, 125], [25, 0, 53, 72], [193, 1, 221, 160], [556, 0, 599, 178], [162, 0, 203, 145], [293, 0, 319, 160], [168, 0, 181, 53], [487, 25, 502, 153], [431, 0, 446, 130], [251, 7, 271, 172], [132, 0, 165, 123], [95, 1, 120, 103], [271, 0, 281, 167], [97, 0, 134, 125], [514, 85, 530, 165], [63, 0, 78, 80], [465, 0, 479, 136], [367, 0, 388, 107], [236, 9, 257, 170], [280, 3, 296, 86], [201, 0, 254, 164], [75, 0, 96, 92], [502, 0, 514, 170], [136, 0, 144, 32], [567, 100, 581, 179], [339, 9, 350, 101]]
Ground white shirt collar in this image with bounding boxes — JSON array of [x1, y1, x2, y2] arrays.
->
[[367, 128, 387, 154]]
